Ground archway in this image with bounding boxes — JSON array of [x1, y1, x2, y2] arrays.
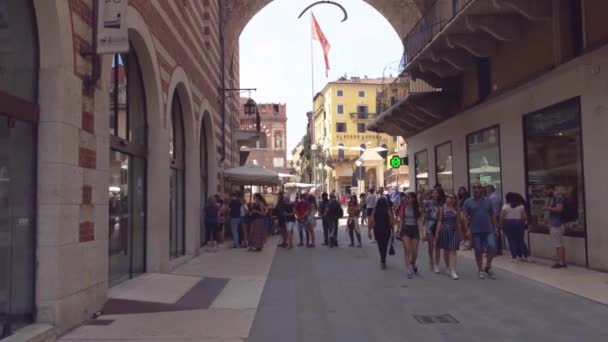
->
[[199, 111, 216, 246]]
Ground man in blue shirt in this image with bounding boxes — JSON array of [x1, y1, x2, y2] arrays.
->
[[544, 185, 566, 268], [486, 184, 503, 255], [464, 183, 498, 279]]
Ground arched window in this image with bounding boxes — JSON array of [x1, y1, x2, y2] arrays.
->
[[274, 131, 283, 149], [169, 93, 186, 259], [0, 0, 38, 327], [338, 143, 345, 159], [108, 48, 147, 286], [380, 144, 388, 159]]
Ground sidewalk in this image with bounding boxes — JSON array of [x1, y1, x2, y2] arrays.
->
[[458, 251, 608, 305], [58, 240, 278, 342]]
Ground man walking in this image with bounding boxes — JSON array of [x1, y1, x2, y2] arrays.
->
[[295, 194, 310, 247], [274, 191, 287, 248], [319, 192, 330, 246], [327, 193, 343, 247], [464, 183, 498, 279], [366, 188, 377, 243], [544, 185, 566, 268]]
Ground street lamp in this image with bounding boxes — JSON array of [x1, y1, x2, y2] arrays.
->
[[244, 98, 257, 116]]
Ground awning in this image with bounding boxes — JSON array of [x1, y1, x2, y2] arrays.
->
[[224, 165, 282, 186], [367, 91, 458, 138]]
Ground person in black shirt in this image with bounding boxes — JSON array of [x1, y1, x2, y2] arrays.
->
[[229, 192, 242, 248], [274, 191, 288, 248], [319, 193, 330, 245]]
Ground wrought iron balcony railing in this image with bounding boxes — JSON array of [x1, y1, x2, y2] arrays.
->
[[403, 0, 476, 67], [238, 111, 261, 133], [349, 112, 378, 120]]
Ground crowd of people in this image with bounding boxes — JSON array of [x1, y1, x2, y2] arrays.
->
[[203, 182, 569, 280]]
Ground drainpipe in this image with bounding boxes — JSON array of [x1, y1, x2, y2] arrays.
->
[[219, 0, 226, 163]]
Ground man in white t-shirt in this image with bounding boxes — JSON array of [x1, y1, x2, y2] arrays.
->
[[365, 188, 377, 243]]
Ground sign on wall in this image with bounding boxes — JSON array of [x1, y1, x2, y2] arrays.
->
[[96, 0, 129, 54]]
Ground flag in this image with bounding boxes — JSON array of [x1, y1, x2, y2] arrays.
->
[[311, 13, 331, 77]]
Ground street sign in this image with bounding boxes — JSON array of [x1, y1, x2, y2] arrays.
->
[[390, 156, 408, 169], [96, 0, 129, 54]]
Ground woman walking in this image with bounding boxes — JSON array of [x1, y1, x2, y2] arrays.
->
[[284, 197, 296, 249], [248, 193, 268, 252], [424, 189, 441, 273], [347, 195, 362, 247], [399, 192, 422, 278], [204, 196, 219, 251], [500, 192, 530, 262], [435, 194, 461, 279], [369, 197, 394, 269]]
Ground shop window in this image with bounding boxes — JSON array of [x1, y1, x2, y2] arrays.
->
[[169, 93, 186, 259], [415, 150, 429, 193], [435, 142, 453, 194], [524, 97, 585, 237], [466, 126, 502, 194]]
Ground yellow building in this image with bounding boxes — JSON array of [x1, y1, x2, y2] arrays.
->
[[312, 76, 400, 193]]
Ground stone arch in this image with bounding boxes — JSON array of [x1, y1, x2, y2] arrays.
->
[[199, 102, 219, 198], [165, 68, 200, 258]]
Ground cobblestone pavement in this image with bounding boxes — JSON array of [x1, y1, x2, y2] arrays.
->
[[248, 221, 608, 342]]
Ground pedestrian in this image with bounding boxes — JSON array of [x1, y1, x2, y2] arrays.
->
[[248, 193, 268, 252], [399, 192, 422, 278], [204, 196, 219, 251], [240, 196, 249, 248], [434, 184, 447, 206], [389, 187, 401, 210], [319, 192, 330, 246], [274, 191, 288, 248], [327, 193, 343, 247], [486, 184, 503, 255], [457, 186, 472, 250], [369, 197, 395, 269], [217, 196, 229, 246], [463, 183, 498, 279], [499, 192, 530, 262], [284, 197, 296, 249], [543, 185, 566, 268], [295, 194, 310, 247], [435, 193, 461, 279], [424, 189, 441, 273], [228, 192, 242, 248], [347, 195, 362, 247], [366, 188, 377, 243], [306, 194, 318, 248], [359, 193, 368, 225]]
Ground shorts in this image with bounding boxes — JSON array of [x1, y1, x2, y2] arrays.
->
[[306, 215, 316, 229], [472, 232, 497, 256], [366, 208, 374, 217], [549, 225, 565, 247], [400, 225, 420, 240], [286, 221, 295, 233]]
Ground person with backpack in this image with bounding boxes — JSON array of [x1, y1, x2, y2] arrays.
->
[[327, 193, 343, 247], [499, 192, 529, 262], [543, 185, 567, 268]]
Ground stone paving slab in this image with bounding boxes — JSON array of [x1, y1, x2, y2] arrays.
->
[[107, 273, 201, 304]]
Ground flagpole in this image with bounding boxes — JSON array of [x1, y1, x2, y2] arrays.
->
[[310, 13, 316, 189]]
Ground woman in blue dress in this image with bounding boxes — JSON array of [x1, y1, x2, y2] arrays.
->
[[435, 193, 461, 279]]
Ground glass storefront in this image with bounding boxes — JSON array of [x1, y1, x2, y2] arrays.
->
[[169, 93, 186, 259], [435, 142, 453, 194], [414, 150, 429, 193], [108, 50, 147, 286], [1, 0, 37, 334], [524, 97, 585, 237], [467, 126, 502, 194]]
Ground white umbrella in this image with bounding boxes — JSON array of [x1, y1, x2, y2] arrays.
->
[[224, 165, 282, 186]]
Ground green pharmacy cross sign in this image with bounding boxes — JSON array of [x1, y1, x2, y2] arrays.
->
[[390, 156, 408, 169]]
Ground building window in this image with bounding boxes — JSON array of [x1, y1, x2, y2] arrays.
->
[[358, 90, 365, 97], [274, 131, 283, 149], [357, 105, 368, 119], [273, 158, 285, 168], [357, 123, 366, 133], [415, 150, 429, 193], [337, 90, 344, 96], [435, 142, 453, 194], [466, 126, 501, 194], [392, 136, 398, 143], [108, 50, 147, 285], [338, 143, 345, 159], [169, 93, 186, 260], [524, 97, 585, 237], [336, 122, 347, 133], [337, 104, 344, 114], [273, 104, 279, 112]]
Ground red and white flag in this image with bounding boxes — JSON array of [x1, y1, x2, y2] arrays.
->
[[311, 13, 331, 77]]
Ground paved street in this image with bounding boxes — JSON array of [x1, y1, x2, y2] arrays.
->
[[56, 221, 608, 342]]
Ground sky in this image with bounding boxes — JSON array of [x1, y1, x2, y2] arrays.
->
[[239, 0, 403, 157]]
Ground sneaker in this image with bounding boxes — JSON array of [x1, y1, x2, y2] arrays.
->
[[485, 266, 496, 279], [433, 265, 440, 274], [412, 264, 418, 274], [450, 272, 459, 280], [407, 269, 413, 279], [479, 271, 486, 279]]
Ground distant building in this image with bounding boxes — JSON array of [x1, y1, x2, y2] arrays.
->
[[241, 99, 288, 173]]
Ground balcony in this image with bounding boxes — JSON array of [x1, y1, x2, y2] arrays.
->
[[235, 110, 261, 147], [349, 112, 378, 120], [402, 0, 552, 87]]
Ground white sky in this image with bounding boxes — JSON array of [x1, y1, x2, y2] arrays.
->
[[239, 0, 403, 157]]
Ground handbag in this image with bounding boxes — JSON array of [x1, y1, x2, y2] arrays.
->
[[388, 237, 395, 255]]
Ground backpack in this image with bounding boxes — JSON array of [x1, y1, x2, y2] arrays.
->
[[561, 197, 578, 223]]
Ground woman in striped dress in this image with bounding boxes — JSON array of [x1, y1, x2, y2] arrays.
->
[[435, 193, 461, 279]]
